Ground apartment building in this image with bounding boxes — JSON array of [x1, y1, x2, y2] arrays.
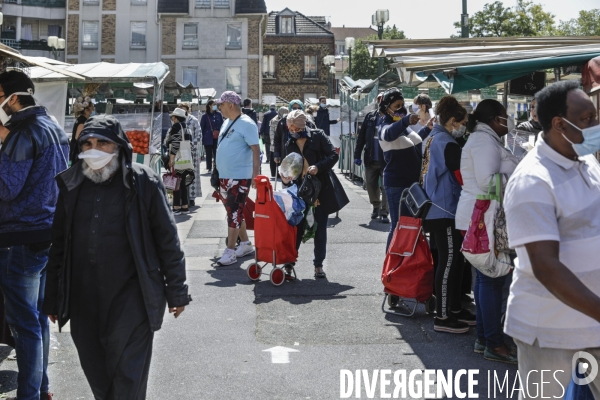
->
[[157, 0, 267, 102], [0, 0, 67, 59], [262, 8, 334, 102]]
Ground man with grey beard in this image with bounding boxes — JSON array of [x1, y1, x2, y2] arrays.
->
[[43, 115, 191, 399]]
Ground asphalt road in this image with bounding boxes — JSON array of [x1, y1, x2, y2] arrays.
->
[[0, 166, 518, 400]]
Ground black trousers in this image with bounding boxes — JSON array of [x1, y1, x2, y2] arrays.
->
[[269, 151, 277, 177], [72, 318, 153, 400], [173, 171, 190, 207], [204, 145, 217, 171], [423, 218, 465, 318]]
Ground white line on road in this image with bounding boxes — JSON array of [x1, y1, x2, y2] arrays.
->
[[263, 346, 299, 364]]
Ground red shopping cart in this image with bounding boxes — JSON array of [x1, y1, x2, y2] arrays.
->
[[381, 205, 435, 317], [246, 175, 298, 286]]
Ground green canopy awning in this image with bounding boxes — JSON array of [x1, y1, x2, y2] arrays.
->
[[449, 53, 600, 93]]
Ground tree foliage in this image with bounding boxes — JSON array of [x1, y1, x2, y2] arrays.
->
[[347, 25, 406, 80], [557, 9, 600, 36], [452, 0, 555, 37]]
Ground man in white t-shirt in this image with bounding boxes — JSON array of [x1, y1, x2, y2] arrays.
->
[[504, 80, 600, 399]]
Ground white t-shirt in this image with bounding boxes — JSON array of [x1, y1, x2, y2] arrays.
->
[[504, 137, 600, 349]]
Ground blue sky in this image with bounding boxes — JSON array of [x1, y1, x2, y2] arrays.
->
[[264, 0, 597, 39]]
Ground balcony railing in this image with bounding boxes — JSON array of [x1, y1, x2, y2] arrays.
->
[[195, 0, 210, 8], [82, 41, 98, 49], [214, 0, 228, 8], [182, 38, 198, 49], [2, 0, 66, 7], [1, 38, 65, 51], [304, 71, 318, 79], [130, 41, 147, 49], [262, 72, 276, 79]]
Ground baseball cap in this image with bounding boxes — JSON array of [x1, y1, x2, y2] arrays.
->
[[216, 91, 242, 105]]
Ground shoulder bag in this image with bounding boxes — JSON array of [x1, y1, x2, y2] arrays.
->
[[208, 115, 220, 140], [210, 115, 241, 190]]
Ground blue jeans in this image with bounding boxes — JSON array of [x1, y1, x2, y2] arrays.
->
[[474, 269, 512, 349], [384, 187, 410, 251], [0, 245, 50, 399]]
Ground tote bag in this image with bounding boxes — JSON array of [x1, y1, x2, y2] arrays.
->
[[461, 174, 512, 278], [174, 139, 194, 171], [162, 168, 181, 191]]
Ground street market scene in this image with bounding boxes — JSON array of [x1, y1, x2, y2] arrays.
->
[[1, 0, 600, 398]]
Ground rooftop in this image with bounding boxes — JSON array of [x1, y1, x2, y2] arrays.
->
[[266, 9, 333, 36], [330, 26, 378, 40]]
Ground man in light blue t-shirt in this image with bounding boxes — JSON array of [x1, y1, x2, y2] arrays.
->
[[215, 91, 260, 266]]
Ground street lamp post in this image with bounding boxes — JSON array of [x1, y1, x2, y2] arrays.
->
[[345, 37, 355, 79], [461, 0, 469, 38], [372, 9, 389, 76], [323, 55, 335, 98], [47, 36, 65, 60]]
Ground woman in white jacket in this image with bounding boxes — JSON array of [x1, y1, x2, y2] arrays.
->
[[455, 99, 519, 364]]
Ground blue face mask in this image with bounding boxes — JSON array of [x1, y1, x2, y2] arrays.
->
[[212, 105, 217, 111], [562, 118, 600, 157], [320, 103, 327, 108], [290, 130, 308, 139]]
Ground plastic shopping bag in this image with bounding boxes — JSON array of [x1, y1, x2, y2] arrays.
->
[[461, 174, 512, 278], [174, 140, 194, 171], [302, 206, 318, 243], [278, 152, 304, 181], [273, 184, 306, 226]]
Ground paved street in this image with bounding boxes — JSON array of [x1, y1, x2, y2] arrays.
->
[[0, 166, 517, 399]]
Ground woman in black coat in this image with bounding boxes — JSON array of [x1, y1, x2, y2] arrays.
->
[[279, 110, 349, 279]]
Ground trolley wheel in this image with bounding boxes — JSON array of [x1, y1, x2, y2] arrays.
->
[[270, 268, 285, 286], [247, 263, 262, 281], [424, 295, 436, 315], [387, 295, 400, 309]]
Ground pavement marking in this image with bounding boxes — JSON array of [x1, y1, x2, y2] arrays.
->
[[263, 346, 299, 364]]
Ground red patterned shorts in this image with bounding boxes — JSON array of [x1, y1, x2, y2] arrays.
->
[[219, 178, 251, 228]]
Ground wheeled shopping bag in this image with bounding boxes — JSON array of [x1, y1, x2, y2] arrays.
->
[[246, 175, 298, 286], [381, 213, 435, 317]]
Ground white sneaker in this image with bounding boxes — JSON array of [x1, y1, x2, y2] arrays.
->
[[235, 241, 254, 258], [218, 248, 237, 266]]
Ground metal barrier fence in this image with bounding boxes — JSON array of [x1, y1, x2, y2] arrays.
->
[[339, 134, 365, 186]]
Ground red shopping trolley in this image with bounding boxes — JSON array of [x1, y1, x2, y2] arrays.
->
[[246, 175, 298, 286], [381, 209, 436, 317]]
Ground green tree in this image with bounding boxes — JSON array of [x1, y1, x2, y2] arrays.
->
[[452, 0, 556, 37], [557, 9, 600, 36], [348, 25, 406, 80]]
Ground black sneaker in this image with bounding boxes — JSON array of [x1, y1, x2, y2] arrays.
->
[[452, 308, 476, 326], [434, 316, 470, 333], [381, 215, 390, 223], [371, 207, 380, 219]]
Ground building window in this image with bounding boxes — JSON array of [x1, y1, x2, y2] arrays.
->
[[182, 67, 198, 87], [304, 55, 317, 79], [262, 55, 275, 79], [131, 0, 147, 5], [226, 24, 242, 49], [226, 67, 241, 93], [214, 0, 229, 8], [183, 23, 198, 49], [130, 22, 146, 49], [195, 0, 210, 8], [280, 16, 293, 34], [337, 44, 345, 55], [82, 21, 99, 49]]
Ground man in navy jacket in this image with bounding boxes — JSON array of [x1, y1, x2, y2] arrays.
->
[[315, 96, 339, 136], [0, 70, 69, 400]]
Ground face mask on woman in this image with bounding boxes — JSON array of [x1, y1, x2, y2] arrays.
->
[[498, 116, 515, 132], [412, 104, 420, 113], [452, 124, 467, 138], [212, 105, 217, 111]]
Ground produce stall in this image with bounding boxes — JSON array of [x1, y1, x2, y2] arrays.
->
[[28, 62, 170, 174]]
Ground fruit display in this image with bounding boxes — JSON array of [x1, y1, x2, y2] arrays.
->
[[126, 130, 150, 155]]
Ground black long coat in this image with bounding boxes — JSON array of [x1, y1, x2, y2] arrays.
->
[[284, 129, 349, 215]]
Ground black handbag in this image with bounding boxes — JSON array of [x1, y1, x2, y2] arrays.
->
[[298, 174, 321, 205], [402, 182, 432, 219], [210, 115, 240, 190]]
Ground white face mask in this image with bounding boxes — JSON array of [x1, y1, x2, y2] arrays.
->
[[412, 104, 420, 113], [0, 90, 35, 125], [498, 116, 515, 132], [452, 124, 467, 138], [78, 149, 117, 170]]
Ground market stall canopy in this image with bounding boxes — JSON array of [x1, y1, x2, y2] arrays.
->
[[366, 37, 600, 94], [28, 62, 169, 84], [0, 46, 85, 80], [197, 88, 216, 98]]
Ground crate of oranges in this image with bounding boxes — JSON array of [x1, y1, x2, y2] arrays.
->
[[126, 130, 150, 155]]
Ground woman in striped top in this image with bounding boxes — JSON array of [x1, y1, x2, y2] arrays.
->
[[164, 108, 194, 215]]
